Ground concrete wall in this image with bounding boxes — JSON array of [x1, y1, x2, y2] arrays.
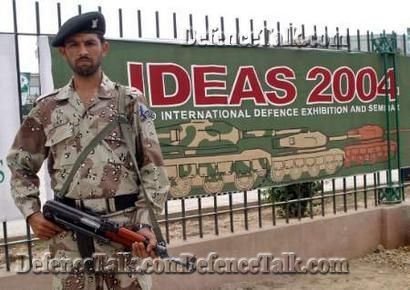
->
[[1, 202, 409, 290]]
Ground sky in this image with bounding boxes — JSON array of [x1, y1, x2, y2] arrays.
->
[[0, 0, 409, 72]]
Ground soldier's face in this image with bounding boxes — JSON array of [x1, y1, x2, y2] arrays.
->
[[59, 33, 109, 77]]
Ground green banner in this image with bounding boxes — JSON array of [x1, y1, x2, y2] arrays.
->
[[51, 40, 410, 197]]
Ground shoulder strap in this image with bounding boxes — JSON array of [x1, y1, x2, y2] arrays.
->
[[117, 85, 166, 245], [35, 89, 60, 103]]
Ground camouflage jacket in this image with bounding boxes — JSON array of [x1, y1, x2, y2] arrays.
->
[[7, 74, 169, 220]]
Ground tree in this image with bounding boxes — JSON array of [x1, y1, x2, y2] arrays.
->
[[263, 182, 321, 218]]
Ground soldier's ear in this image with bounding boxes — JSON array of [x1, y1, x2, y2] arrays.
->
[[58, 47, 67, 58], [102, 41, 109, 57]]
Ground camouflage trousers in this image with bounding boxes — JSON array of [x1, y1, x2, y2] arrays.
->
[[48, 208, 152, 290]]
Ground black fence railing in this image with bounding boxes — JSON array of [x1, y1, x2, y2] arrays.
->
[[159, 172, 408, 244], [0, 0, 409, 273]]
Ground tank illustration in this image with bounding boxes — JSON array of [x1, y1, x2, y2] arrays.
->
[[269, 130, 344, 183], [158, 120, 271, 197], [158, 120, 349, 197], [343, 125, 397, 167]]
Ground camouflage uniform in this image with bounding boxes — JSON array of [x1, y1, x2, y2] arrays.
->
[[7, 74, 170, 290]]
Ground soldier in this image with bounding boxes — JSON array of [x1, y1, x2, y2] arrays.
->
[[7, 11, 169, 290]]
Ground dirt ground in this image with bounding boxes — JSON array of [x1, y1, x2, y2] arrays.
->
[[1, 246, 409, 289], [214, 246, 410, 290], [208, 192, 410, 290]]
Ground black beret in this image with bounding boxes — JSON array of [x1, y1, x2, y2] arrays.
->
[[51, 11, 105, 47]]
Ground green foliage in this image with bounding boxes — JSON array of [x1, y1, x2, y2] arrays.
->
[[21, 104, 34, 118], [0, 159, 5, 183], [263, 182, 321, 218]]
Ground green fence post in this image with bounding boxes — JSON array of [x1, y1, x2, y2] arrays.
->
[[372, 36, 402, 204]]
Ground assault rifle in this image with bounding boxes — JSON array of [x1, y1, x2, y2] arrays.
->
[[43, 199, 195, 272]]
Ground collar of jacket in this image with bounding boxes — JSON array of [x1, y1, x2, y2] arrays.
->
[[55, 73, 116, 101]]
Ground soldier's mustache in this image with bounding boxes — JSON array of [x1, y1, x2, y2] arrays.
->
[[76, 57, 92, 62]]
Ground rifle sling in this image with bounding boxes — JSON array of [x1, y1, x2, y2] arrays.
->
[[116, 86, 166, 245], [57, 114, 127, 198]]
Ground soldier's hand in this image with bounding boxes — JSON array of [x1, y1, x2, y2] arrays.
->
[[131, 227, 157, 258], [27, 212, 64, 240]]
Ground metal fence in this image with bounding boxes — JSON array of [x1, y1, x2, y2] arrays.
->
[[0, 0, 409, 273], [160, 172, 408, 242]]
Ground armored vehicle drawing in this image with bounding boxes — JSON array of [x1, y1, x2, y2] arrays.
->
[[343, 125, 397, 167], [158, 120, 349, 197]]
